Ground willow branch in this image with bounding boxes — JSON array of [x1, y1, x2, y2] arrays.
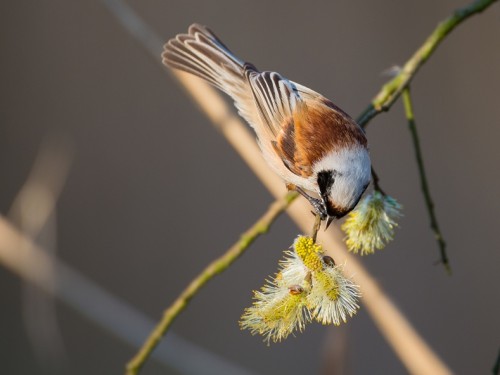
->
[[357, 0, 498, 128], [125, 192, 298, 375], [402, 88, 450, 273]]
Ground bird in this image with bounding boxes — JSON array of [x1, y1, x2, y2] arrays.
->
[[162, 24, 371, 228]]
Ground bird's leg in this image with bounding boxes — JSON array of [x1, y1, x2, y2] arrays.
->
[[293, 186, 328, 220]]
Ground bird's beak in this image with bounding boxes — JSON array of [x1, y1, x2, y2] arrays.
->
[[324, 216, 334, 230]]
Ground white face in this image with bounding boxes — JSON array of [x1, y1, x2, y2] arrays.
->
[[313, 146, 371, 212]]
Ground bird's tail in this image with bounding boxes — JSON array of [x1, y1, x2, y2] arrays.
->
[[162, 24, 247, 94], [163, 24, 261, 131]]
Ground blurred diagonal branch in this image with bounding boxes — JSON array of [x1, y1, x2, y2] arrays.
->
[[402, 88, 450, 273], [8, 135, 73, 372], [9, 136, 73, 236], [0, 136, 258, 375], [0, 216, 259, 375], [100, 0, 497, 374]]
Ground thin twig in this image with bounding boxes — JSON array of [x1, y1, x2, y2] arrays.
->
[[357, 0, 498, 128], [493, 347, 500, 375], [125, 192, 298, 375], [402, 88, 450, 274], [311, 214, 322, 243], [360, 0, 496, 212], [371, 166, 386, 196]]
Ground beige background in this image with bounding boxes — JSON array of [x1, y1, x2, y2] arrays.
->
[[1, 1, 499, 374]]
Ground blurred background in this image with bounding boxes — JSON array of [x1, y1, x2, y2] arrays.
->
[[1, 1, 499, 374]]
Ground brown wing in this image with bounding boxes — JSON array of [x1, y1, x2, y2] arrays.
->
[[272, 117, 302, 176], [272, 98, 367, 177], [245, 67, 300, 137]]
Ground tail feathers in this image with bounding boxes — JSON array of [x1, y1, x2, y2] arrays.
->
[[163, 24, 268, 141], [162, 24, 245, 92]]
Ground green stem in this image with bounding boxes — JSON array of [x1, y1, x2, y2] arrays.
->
[[402, 88, 451, 274], [125, 192, 298, 375], [357, 0, 498, 128]]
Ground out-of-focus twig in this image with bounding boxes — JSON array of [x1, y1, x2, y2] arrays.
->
[[320, 326, 349, 375], [125, 192, 298, 375], [8, 135, 73, 371], [402, 88, 450, 273], [1, 137, 258, 375], [0, 215, 259, 375], [356, 0, 498, 128], [9, 136, 73, 235]]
